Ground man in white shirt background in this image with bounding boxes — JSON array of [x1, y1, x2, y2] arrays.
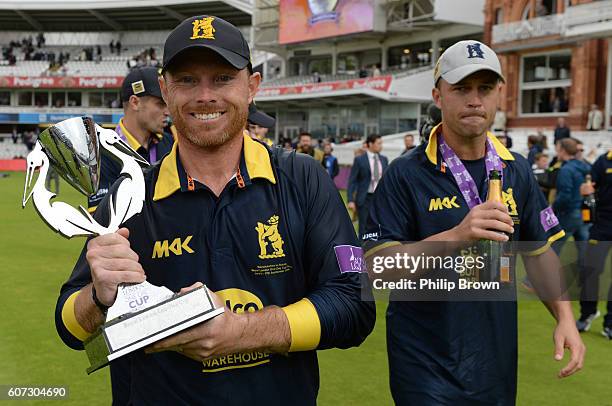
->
[[587, 104, 603, 131]]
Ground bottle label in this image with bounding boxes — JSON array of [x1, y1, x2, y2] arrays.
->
[[582, 209, 591, 222], [500, 256, 510, 282]]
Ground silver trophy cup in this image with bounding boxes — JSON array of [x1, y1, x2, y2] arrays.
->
[[22, 116, 223, 373]]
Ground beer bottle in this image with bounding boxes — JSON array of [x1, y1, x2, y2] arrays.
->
[[482, 170, 511, 283], [486, 170, 503, 205], [581, 174, 596, 224]]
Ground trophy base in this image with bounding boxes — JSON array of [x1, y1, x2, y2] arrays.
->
[[84, 286, 223, 374]]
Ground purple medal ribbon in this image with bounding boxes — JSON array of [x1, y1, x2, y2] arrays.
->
[[149, 143, 157, 163], [438, 133, 504, 210]]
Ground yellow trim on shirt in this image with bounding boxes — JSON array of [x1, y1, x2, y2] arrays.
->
[[243, 131, 276, 184], [118, 119, 142, 151], [425, 123, 514, 165], [152, 141, 180, 201], [364, 241, 402, 259], [524, 230, 566, 257], [61, 290, 92, 342], [153, 133, 276, 201], [282, 298, 321, 352]]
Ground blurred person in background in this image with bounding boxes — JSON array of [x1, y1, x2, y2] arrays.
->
[[322, 142, 339, 180], [533, 152, 551, 199], [400, 133, 416, 156], [575, 139, 598, 165], [586, 104, 603, 131], [554, 117, 571, 144], [527, 134, 547, 166], [579, 149, 612, 339], [246, 103, 275, 146], [552, 138, 591, 279], [491, 106, 506, 133], [354, 140, 368, 157], [296, 132, 324, 163], [419, 103, 442, 142], [347, 134, 388, 237]]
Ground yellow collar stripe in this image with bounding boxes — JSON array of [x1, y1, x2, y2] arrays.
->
[[607, 150, 612, 160], [153, 141, 180, 201], [487, 132, 514, 161], [425, 123, 514, 165], [153, 133, 276, 201], [119, 119, 162, 150], [425, 123, 442, 165], [243, 132, 276, 184], [119, 119, 142, 151]]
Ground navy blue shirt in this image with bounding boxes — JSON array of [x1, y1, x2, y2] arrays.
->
[[56, 134, 375, 405], [590, 151, 612, 240], [366, 126, 564, 405]]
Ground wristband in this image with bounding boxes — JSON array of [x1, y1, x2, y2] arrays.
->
[[91, 286, 110, 315]]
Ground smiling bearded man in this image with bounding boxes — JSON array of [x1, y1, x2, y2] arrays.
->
[[54, 15, 375, 405]]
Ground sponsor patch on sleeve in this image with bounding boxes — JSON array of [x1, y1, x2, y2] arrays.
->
[[361, 224, 382, 241], [334, 245, 366, 273], [539, 206, 559, 232]]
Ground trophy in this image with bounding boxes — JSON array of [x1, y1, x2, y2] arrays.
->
[[22, 116, 224, 373]]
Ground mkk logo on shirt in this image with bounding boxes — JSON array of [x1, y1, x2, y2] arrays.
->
[[429, 196, 460, 211], [151, 236, 194, 258]]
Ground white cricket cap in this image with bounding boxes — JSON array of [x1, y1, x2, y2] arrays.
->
[[434, 40, 505, 85]]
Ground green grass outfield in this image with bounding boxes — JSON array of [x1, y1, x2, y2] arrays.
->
[[1, 171, 611, 405]]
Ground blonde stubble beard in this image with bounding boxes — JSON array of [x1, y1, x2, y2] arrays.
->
[[171, 104, 249, 148]]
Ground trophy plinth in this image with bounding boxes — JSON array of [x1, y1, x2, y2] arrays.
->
[[22, 117, 224, 373], [85, 286, 224, 373]]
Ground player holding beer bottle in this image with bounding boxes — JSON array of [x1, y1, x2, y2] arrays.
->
[[365, 40, 585, 405]]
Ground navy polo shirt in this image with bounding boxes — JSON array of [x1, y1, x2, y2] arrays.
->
[[365, 125, 564, 405], [590, 150, 612, 240], [56, 134, 375, 405]]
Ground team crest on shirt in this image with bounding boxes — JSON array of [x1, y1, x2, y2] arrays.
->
[[502, 188, 518, 217], [251, 215, 292, 276], [256, 215, 285, 259]]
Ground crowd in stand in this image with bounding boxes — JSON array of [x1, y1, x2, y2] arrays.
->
[[127, 47, 159, 70], [2, 34, 41, 65], [109, 40, 122, 55]]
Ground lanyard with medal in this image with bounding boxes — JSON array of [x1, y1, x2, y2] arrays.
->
[[438, 133, 512, 284]]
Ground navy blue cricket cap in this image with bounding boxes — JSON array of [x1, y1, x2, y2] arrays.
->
[[162, 15, 251, 73], [248, 103, 275, 128], [121, 67, 162, 101]]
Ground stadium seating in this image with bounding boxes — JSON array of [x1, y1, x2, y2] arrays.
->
[[259, 65, 430, 88], [0, 61, 49, 76], [63, 61, 128, 76], [0, 142, 28, 159]]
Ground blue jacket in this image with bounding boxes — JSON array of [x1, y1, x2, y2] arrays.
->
[[527, 144, 543, 166], [553, 159, 591, 214], [347, 152, 389, 206]]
